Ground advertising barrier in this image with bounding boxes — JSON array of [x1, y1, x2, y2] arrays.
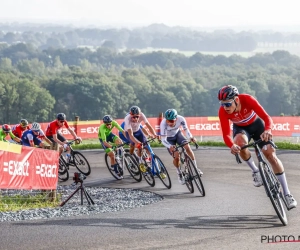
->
[[0, 142, 59, 190], [32, 116, 300, 139]]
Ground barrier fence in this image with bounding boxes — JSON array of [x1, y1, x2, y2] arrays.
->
[[13, 116, 300, 140]]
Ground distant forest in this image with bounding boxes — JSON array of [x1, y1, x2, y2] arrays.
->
[[1, 23, 300, 51], [0, 23, 300, 124]]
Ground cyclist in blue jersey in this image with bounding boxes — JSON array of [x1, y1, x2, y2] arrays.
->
[[22, 122, 53, 148]]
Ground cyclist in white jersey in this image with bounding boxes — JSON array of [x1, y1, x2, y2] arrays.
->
[[124, 106, 157, 172], [160, 109, 203, 185]]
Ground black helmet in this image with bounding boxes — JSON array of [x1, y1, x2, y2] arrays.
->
[[56, 113, 66, 121], [129, 106, 141, 115], [103, 115, 113, 124], [218, 85, 239, 101], [20, 119, 29, 127]]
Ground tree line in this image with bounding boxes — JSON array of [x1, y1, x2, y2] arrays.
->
[[1, 23, 300, 51], [0, 43, 299, 124]]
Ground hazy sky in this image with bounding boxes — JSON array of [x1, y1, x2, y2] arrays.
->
[[0, 0, 299, 28]]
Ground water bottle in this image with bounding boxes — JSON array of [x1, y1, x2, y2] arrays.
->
[[66, 153, 71, 162]]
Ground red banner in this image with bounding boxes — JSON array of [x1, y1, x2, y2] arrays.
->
[[0, 144, 59, 190], [4, 116, 300, 140]]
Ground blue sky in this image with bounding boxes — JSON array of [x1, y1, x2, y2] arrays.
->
[[0, 0, 299, 28]]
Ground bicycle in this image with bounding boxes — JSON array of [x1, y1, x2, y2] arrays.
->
[[58, 140, 91, 182], [235, 139, 288, 226], [137, 138, 172, 189], [174, 142, 205, 196], [104, 142, 142, 182]]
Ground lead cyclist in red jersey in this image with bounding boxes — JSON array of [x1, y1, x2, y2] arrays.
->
[[218, 85, 297, 209]]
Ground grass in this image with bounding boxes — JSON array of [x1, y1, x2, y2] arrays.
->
[[0, 192, 61, 212]]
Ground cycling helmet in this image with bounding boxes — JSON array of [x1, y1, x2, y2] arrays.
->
[[20, 119, 29, 127], [56, 113, 66, 121], [103, 115, 113, 124], [2, 124, 11, 133], [218, 85, 239, 101], [129, 106, 141, 115], [31, 122, 41, 131], [165, 109, 178, 120]]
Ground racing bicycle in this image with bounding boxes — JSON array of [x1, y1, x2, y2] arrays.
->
[[174, 142, 205, 196], [236, 139, 288, 226], [104, 142, 142, 182]]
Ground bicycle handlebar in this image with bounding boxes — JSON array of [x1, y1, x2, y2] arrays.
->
[[235, 139, 277, 164]]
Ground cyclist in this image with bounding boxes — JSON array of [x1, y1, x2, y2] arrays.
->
[[119, 120, 150, 144], [45, 113, 82, 156], [218, 85, 297, 209], [0, 124, 22, 143], [21, 122, 53, 148], [98, 115, 125, 180], [12, 119, 30, 138], [123, 106, 157, 172], [160, 109, 202, 185]]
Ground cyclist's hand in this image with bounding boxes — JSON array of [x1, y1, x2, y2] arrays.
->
[[190, 137, 197, 143], [169, 145, 176, 153], [75, 137, 82, 144], [260, 130, 272, 142], [230, 144, 241, 154]]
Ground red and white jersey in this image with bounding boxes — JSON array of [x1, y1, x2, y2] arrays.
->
[[12, 124, 30, 138], [45, 120, 70, 136], [218, 94, 273, 148]]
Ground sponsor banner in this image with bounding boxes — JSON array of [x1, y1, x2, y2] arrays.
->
[[4, 116, 300, 140], [0, 146, 59, 190]]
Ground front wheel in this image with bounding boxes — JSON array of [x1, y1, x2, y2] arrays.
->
[[124, 153, 142, 182], [259, 162, 288, 226], [186, 155, 205, 196], [153, 155, 172, 189], [72, 151, 91, 176]]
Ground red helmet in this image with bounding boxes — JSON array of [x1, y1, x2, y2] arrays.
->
[[2, 124, 11, 132], [218, 85, 239, 101]]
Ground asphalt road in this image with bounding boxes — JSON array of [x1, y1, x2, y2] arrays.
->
[[1, 147, 300, 250]]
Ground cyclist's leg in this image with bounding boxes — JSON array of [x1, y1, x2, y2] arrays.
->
[[233, 123, 262, 187], [99, 135, 115, 165], [133, 129, 149, 172], [125, 132, 136, 155], [47, 135, 63, 155]]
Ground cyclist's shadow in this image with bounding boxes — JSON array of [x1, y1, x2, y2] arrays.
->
[[17, 214, 281, 229]]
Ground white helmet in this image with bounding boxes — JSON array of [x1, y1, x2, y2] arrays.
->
[[31, 122, 41, 131]]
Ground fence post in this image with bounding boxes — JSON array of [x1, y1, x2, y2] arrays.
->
[[157, 112, 163, 137], [74, 116, 80, 135]]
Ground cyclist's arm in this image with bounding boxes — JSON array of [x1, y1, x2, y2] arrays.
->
[[250, 96, 273, 130], [10, 132, 21, 143], [180, 117, 193, 140], [67, 127, 78, 140], [127, 128, 141, 144], [145, 122, 156, 137], [112, 120, 123, 132], [141, 126, 150, 137], [219, 108, 234, 148], [160, 135, 172, 148], [44, 137, 53, 146], [52, 133, 65, 146]]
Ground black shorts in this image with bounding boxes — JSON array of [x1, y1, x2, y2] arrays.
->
[[166, 130, 189, 156], [46, 133, 66, 144], [233, 118, 270, 148]]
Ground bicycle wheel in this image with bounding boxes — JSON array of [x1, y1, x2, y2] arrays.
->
[[72, 151, 91, 176], [186, 155, 205, 196], [58, 157, 69, 182], [259, 162, 288, 226], [124, 153, 142, 182], [153, 155, 172, 189], [182, 163, 194, 193], [105, 153, 123, 180]]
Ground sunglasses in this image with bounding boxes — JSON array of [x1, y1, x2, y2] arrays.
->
[[131, 116, 140, 119], [58, 120, 65, 123], [166, 119, 176, 123], [105, 123, 112, 126], [220, 99, 235, 107]]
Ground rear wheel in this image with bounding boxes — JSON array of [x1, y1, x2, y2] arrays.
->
[[153, 155, 172, 189], [186, 155, 205, 196], [58, 157, 69, 182], [124, 153, 142, 182], [72, 151, 91, 176], [259, 162, 287, 226]]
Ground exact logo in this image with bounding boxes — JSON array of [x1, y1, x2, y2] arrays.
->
[[272, 123, 290, 131], [81, 127, 98, 133], [3, 161, 29, 176], [36, 164, 57, 177], [190, 122, 220, 131]]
